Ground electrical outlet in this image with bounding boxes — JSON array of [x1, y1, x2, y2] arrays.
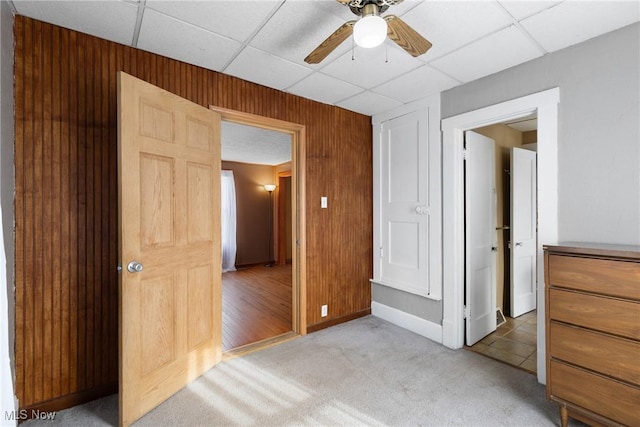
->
[[321, 196, 328, 208], [321, 304, 328, 317]]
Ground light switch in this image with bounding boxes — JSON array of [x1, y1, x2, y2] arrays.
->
[[321, 196, 328, 208]]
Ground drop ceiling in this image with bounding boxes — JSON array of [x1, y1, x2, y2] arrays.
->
[[9, 0, 640, 119], [221, 121, 292, 166]]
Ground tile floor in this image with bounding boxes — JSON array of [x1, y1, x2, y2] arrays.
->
[[466, 310, 537, 374]]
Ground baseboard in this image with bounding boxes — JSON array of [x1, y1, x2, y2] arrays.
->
[[371, 301, 442, 344], [306, 308, 371, 333], [18, 383, 117, 422]]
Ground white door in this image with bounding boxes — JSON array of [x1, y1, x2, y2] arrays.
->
[[510, 147, 537, 317], [465, 131, 497, 346], [379, 110, 439, 298]]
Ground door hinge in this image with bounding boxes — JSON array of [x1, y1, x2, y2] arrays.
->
[[463, 305, 469, 319], [462, 148, 468, 160], [380, 247, 384, 258]]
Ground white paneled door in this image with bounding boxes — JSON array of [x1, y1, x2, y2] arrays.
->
[[379, 110, 438, 298], [465, 131, 497, 346], [510, 147, 537, 317], [118, 72, 222, 426]]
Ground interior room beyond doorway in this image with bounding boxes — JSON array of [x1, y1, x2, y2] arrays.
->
[[473, 116, 538, 318], [217, 113, 301, 353], [465, 116, 538, 371]]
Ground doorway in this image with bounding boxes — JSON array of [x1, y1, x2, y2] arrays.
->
[[211, 106, 306, 356], [464, 119, 539, 373], [441, 88, 559, 384]]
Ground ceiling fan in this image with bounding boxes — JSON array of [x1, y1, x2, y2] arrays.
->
[[304, 0, 432, 64]]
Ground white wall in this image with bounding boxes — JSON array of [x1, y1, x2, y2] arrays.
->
[[1, 0, 16, 425], [442, 23, 640, 246]]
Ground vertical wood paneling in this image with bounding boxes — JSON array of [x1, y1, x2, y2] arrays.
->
[[14, 15, 372, 412]]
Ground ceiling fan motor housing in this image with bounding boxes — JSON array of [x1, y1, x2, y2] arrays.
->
[[349, 0, 392, 16]]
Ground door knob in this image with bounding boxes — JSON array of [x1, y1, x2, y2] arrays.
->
[[491, 247, 498, 252], [415, 206, 429, 215], [127, 261, 144, 273], [515, 242, 523, 247]]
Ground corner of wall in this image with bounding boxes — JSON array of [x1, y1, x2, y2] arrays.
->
[[0, 0, 17, 425]]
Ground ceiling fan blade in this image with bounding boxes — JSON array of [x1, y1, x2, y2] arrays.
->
[[304, 21, 355, 64], [384, 15, 432, 57]]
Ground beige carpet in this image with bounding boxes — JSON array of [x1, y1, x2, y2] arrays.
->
[[23, 315, 565, 426]]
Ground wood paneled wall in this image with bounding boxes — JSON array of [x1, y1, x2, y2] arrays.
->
[[14, 16, 372, 411]]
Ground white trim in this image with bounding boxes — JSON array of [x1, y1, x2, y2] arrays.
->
[[441, 88, 559, 385], [372, 93, 440, 125], [371, 301, 443, 344]]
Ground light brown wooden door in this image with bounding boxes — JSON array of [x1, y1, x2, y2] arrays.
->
[[117, 72, 222, 426]]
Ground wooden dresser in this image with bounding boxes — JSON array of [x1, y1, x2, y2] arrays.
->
[[544, 243, 640, 427]]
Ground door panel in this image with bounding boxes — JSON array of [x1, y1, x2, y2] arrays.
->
[[465, 131, 497, 346], [379, 111, 439, 298], [510, 147, 537, 317], [118, 72, 221, 426]]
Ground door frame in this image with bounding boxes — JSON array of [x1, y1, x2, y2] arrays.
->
[[210, 106, 307, 337], [277, 171, 292, 267], [441, 88, 559, 384]]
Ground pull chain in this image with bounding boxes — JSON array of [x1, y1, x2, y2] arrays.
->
[[351, 37, 355, 61]]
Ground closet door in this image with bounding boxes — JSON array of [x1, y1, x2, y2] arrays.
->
[[510, 147, 537, 317], [377, 110, 440, 299]]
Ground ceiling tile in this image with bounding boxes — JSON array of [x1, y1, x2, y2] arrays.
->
[[250, 0, 353, 66], [13, 0, 138, 46], [137, 8, 241, 72], [145, 0, 282, 43], [222, 121, 291, 166], [321, 42, 423, 89], [224, 46, 312, 91], [308, 0, 362, 21], [287, 72, 363, 105], [373, 65, 460, 103], [337, 91, 403, 116], [430, 25, 542, 83], [397, 1, 513, 61], [498, 1, 562, 21], [521, 1, 640, 52]]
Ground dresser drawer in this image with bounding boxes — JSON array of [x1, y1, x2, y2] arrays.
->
[[549, 322, 640, 385], [549, 360, 640, 426], [548, 254, 640, 300], [549, 288, 640, 340]]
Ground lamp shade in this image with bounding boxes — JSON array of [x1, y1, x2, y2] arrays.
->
[[264, 184, 276, 192], [353, 15, 387, 48]]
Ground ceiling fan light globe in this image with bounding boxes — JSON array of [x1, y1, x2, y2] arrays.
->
[[353, 15, 387, 48]]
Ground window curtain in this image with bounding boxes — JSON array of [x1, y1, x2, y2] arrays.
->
[[221, 170, 237, 273]]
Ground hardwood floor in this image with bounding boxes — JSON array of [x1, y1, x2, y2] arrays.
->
[[222, 264, 293, 351], [466, 310, 537, 374]]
